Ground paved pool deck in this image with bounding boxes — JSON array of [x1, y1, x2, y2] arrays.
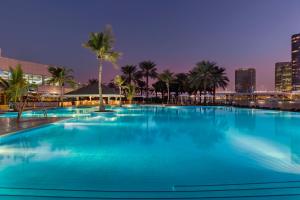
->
[[0, 117, 68, 136]]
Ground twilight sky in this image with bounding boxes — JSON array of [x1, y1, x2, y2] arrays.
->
[[0, 0, 300, 90]]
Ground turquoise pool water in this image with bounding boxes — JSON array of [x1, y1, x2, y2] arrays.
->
[[0, 106, 98, 118], [1, 106, 300, 199]]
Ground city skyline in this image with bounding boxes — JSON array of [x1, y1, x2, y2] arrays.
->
[[1, 0, 300, 90]]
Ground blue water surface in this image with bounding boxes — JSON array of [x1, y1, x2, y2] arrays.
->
[[1, 106, 300, 199]]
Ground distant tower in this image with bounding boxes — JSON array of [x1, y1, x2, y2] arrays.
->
[[292, 33, 300, 90], [275, 62, 292, 92], [235, 68, 256, 93]]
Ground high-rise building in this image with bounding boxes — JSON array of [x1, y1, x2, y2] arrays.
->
[[235, 68, 256, 93], [275, 62, 292, 92], [292, 33, 300, 90]]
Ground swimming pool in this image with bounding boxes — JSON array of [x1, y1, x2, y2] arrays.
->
[[0, 106, 99, 118], [1, 106, 300, 199]]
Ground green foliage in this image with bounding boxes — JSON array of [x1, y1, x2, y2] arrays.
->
[[139, 61, 157, 79], [124, 84, 136, 104], [48, 66, 75, 87], [83, 25, 121, 111], [83, 25, 121, 66], [121, 65, 140, 84], [158, 70, 174, 86], [5, 65, 29, 102], [88, 78, 98, 85], [1, 65, 32, 119], [188, 60, 229, 103], [158, 70, 174, 104], [139, 60, 157, 100], [114, 75, 125, 88]]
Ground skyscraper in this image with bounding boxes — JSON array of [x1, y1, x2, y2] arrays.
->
[[275, 62, 292, 92], [292, 33, 300, 90], [235, 68, 256, 93]]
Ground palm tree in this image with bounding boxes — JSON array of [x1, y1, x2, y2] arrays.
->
[[48, 66, 75, 107], [124, 84, 136, 104], [173, 73, 189, 103], [88, 78, 98, 85], [83, 25, 121, 111], [139, 61, 157, 102], [4, 65, 30, 120], [114, 75, 125, 106], [136, 79, 146, 96], [211, 66, 229, 103], [158, 70, 174, 104], [188, 70, 203, 104], [152, 80, 167, 99], [174, 73, 189, 94], [189, 61, 216, 104], [121, 65, 137, 84]]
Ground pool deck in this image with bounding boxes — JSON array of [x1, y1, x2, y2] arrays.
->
[[0, 117, 68, 136]]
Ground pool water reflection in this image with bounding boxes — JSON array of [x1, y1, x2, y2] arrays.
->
[[1, 106, 300, 199]]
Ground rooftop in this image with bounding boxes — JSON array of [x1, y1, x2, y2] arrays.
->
[[65, 83, 119, 97]]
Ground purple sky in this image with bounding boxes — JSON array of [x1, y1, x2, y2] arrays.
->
[[0, 0, 300, 90]]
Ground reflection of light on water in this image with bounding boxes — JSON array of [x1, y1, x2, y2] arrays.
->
[[167, 106, 179, 109], [123, 104, 135, 108], [0, 143, 71, 170], [116, 114, 143, 117], [64, 123, 88, 130], [230, 133, 300, 174], [92, 115, 117, 121]]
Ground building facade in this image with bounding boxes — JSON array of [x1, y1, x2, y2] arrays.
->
[[292, 33, 300, 90], [235, 68, 256, 93], [0, 55, 52, 86], [275, 62, 292, 92], [0, 53, 73, 102]]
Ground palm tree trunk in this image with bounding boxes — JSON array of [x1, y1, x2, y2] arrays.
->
[[167, 83, 170, 105], [98, 59, 105, 111], [203, 81, 207, 104], [199, 90, 202, 104], [213, 85, 216, 104], [146, 72, 149, 103], [17, 96, 28, 121], [60, 84, 64, 107], [119, 86, 122, 107]]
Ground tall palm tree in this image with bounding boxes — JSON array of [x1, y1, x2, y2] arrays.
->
[[114, 75, 125, 106], [158, 70, 174, 104], [48, 66, 75, 107], [4, 65, 30, 120], [139, 61, 157, 102], [189, 61, 216, 104], [188, 70, 203, 104], [136, 79, 146, 96], [152, 80, 167, 99], [174, 73, 189, 95], [83, 25, 121, 111], [211, 66, 229, 103], [121, 65, 137, 84]]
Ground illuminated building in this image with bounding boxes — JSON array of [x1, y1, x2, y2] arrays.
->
[[235, 68, 256, 93], [0, 51, 74, 104], [292, 33, 300, 90], [275, 62, 292, 92]]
